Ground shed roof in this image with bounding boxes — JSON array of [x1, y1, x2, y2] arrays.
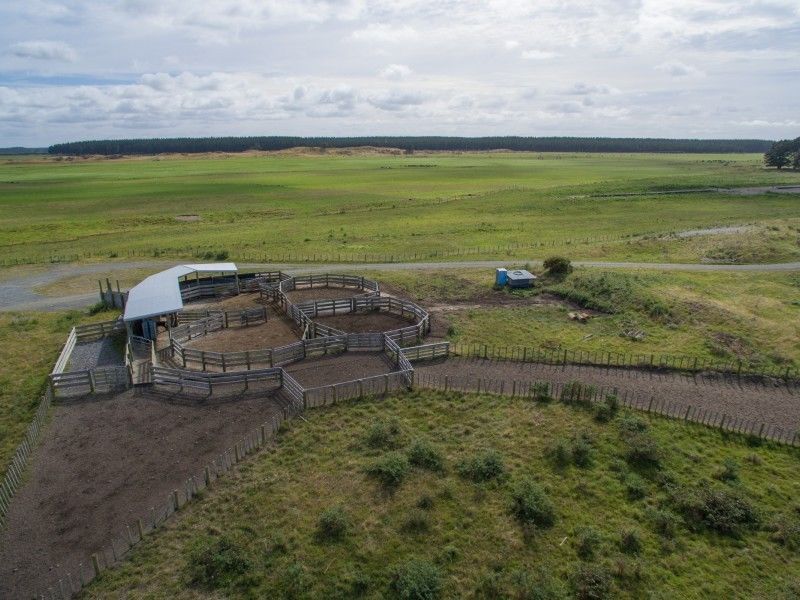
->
[[123, 263, 237, 322], [507, 269, 536, 280]]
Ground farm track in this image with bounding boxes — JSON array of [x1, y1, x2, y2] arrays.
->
[[415, 358, 800, 435], [2, 259, 800, 312]]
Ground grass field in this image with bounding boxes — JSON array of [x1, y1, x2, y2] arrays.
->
[[2, 152, 799, 265], [375, 267, 800, 371], [82, 390, 800, 599]]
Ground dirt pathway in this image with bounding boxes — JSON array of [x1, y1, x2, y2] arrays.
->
[[415, 358, 800, 435], [2, 260, 799, 313]]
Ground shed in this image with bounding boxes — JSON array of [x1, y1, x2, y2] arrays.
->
[[506, 269, 536, 289], [123, 263, 238, 339]]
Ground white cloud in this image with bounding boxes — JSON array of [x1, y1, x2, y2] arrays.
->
[[350, 23, 417, 43], [9, 40, 76, 61], [520, 49, 557, 60], [656, 61, 705, 78], [379, 64, 412, 80]]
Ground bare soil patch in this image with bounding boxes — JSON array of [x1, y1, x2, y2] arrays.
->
[[285, 352, 395, 388], [286, 287, 366, 303], [185, 312, 300, 352], [416, 358, 800, 433], [174, 214, 201, 222], [184, 291, 265, 310], [0, 389, 285, 598], [313, 310, 415, 333]]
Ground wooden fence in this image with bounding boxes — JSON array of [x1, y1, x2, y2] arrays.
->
[[176, 305, 268, 327], [151, 366, 283, 396], [0, 386, 53, 526], [50, 366, 132, 399], [303, 370, 413, 409], [413, 371, 800, 447], [449, 342, 800, 381], [52, 319, 126, 375], [401, 342, 451, 362]]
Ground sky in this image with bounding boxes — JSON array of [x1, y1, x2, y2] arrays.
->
[[1, 0, 799, 146]]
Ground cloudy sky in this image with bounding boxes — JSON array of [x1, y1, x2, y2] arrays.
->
[[1, 0, 799, 146]]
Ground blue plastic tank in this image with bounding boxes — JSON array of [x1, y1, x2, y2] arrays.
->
[[495, 268, 508, 286]]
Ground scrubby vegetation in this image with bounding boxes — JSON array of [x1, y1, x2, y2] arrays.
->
[[84, 390, 800, 598]]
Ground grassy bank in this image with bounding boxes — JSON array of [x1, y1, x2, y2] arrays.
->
[[83, 390, 800, 598], [374, 268, 800, 370], [2, 152, 799, 265]]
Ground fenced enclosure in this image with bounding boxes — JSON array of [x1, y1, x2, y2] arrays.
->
[[449, 342, 800, 381]]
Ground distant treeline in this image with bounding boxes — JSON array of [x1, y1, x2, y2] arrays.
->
[[48, 136, 774, 156], [764, 137, 800, 169], [0, 147, 48, 155]]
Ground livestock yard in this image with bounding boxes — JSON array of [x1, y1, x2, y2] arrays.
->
[[1, 151, 799, 598]]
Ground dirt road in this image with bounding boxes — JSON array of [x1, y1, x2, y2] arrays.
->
[[2, 259, 799, 312]]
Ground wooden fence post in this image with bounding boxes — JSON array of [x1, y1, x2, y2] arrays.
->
[[91, 554, 101, 578]]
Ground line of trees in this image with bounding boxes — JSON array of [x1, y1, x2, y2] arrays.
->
[[48, 136, 774, 156], [764, 137, 800, 169]]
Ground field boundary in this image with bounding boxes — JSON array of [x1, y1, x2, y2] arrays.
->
[[449, 342, 800, 382]]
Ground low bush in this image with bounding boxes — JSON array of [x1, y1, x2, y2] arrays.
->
[[280, 561, 310, 599], [510, 478, 556, 528], [715, 458, 740, 482], [407, 439, 445, 471], [186, 534, 252, 589], [367, 452, 410, 489], [417, 494, 435, 510], [366, 417, 403, 449], [532, 382, 553, 403], [571, 564, 612, 600], [594, 395, 619, 422], [618, 418, 662, 468], [560, 381, 596, 408], [575, 526, 601, 560], [87, 301, 110, 315], [619, 528, 642, 555], [547, 439, 572, 469], [390, 559, 442, 600], [402, 509, 430, 534], [677, 485, 760, 536], [511, 567, 568, 600], [543, 256, 573, 276], [571, 433, 594, 468], [316, 505, 349, 541], [769, 513, 800, 551], [645, 508, 681, 538], [457, 449, 505, 482], [623, 472, 647, 501]]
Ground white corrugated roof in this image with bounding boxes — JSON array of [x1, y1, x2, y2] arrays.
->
[[123, 263, 237, 322]]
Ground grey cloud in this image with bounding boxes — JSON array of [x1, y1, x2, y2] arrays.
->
[[9, 40, 76, 61]]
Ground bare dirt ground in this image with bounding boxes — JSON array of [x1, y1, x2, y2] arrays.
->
[[183, 291, 265, 310], [0, 389, 286, 599], [184, 312, 301, 352], [285, 352, 395, 388], [313, 311, 416, 333], [415, 358, 800, 434], [286, 287, 366, 303]]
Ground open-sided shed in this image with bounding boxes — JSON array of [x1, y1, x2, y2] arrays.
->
[[123, 263, 238, 339]]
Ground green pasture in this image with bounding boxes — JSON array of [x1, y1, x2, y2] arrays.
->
[[83, 390, 800, 599], [1, 152, 799, 265]]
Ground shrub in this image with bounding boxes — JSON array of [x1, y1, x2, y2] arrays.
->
[[402, 509, 430, 534], [366, 417, 403, 449], [623, 472, 647, 501], [417, 494, 435, 510], [532, 382, 553, 403], [560, 381, 596, 408], [574, 526, 601, 560], [510, 478, 556, 528], [511, 567, 568, 600], [620, 429, 662, 468], [316, 505, 349, 541], [367, 452, 410, 489], [186, 534, 251, 589], [617, 415, 649, 435], [571, 564, 612, 600], [769, 513, 800, 551], [391, 559, 442, 600], [619, 529, 642, 555], [571, 434, 594, 468], [543, 256, 573, 275], [348, 570, 371, 596], [407, 439, 444, 471], [595, 394, 619, 422], [457, 449, 505, 482], [547, 439, 572, 469], [87, 301, 110, 315], [678, 486, 759, 536], [280, 561, 310, 599], [646, 508, 681, 538], [715, 458, 740, 482]]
